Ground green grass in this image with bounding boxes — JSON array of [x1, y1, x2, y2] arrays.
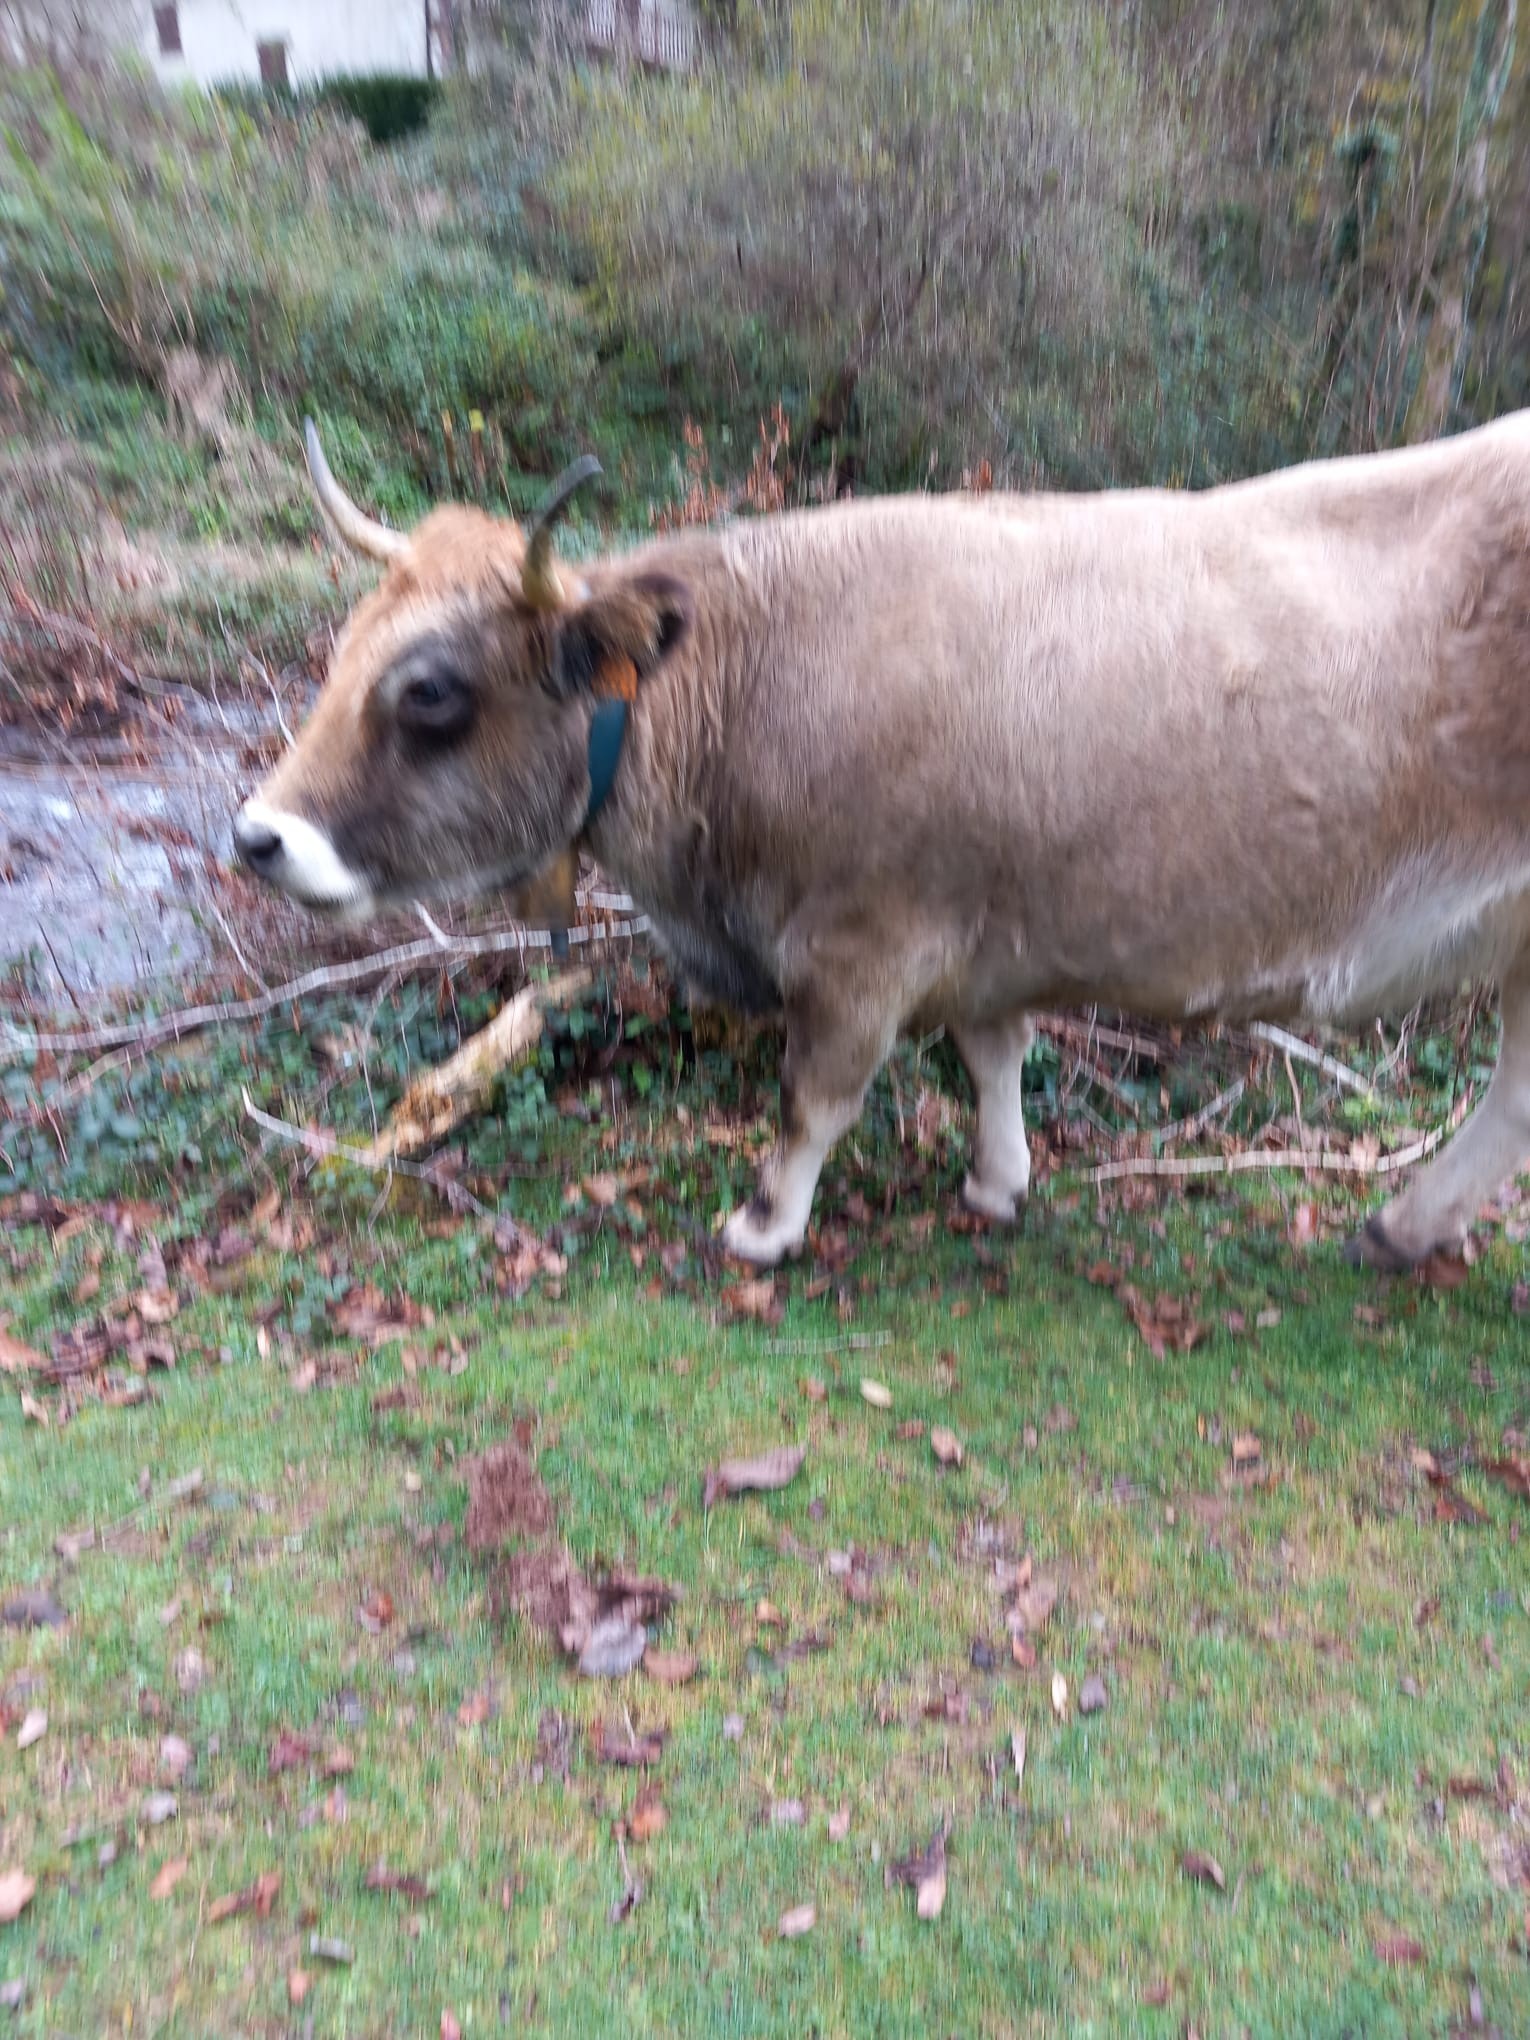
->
[[1, 996, 1527, 2037]]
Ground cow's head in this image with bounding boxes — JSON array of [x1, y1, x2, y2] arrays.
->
[[232, 424, 689, 920]]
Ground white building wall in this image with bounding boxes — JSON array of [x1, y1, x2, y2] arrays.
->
[[141, 0, 428, 87]]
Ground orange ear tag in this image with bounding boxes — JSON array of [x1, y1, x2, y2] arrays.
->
[[594, 653, 639, 703]]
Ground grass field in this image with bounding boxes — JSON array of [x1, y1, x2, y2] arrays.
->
[[1, 986, 1527, 2037]]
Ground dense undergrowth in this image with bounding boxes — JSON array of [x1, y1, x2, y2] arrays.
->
[[3, 3, 1529, 692]]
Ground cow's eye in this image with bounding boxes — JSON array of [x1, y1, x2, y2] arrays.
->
[[397, 666, 474, 740]]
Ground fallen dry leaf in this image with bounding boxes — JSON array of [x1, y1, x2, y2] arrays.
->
[[207, 1870, 280, 1924], [1373, 1931, 1425, 1966], [917, 1859, 947, 1921], [16, 1709, 46, 1750], [457, 1689, 493, 1727], [1231, 1433, 1262, 1468], [0, 1870, 37, 1923], [778, 1902, 816, 1939], [703, 1443, 806, 1510], [364, 1865, 432, 1903], [1008, 1572, 1059, 1636], [1426, 1469, 1490, 1526], [149, 1857, 188, 1901], [1051, 1672, 1069, 1719], [19, 1390, 48, 1426], [591, 1720, 667, 1768], [930, 1426, 964, 1468], [287, 1969, 311, 2006], [643, 1649, 698, 1685], [626, 1784, 667, 1843], [269, 1729, 316, 1777], [1417, 1250, 1469, 1290], [859, 1378, 893, 1409], [889, 1823, 949, 1922], [142, 1792, 177, 1826], [441, 2014, 462, 2040], [722, 1276, 780, 1324], [0, 1331, 43, 1374], [1181, 1849, 1226, 1891], [160, 1734, 191, 1780], [827, 1806, 851, 1841], [1011, 1728, 1027, 1785], [1483, 1454, 1530, 1503], [359, 1587, 395, 1630]]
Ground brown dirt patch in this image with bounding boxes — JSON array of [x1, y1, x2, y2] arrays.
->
[[464, 1442, 554, 1550]]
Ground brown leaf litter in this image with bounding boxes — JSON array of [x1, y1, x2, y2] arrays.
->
[[702, 1443, 806, 1510], [467, 1438, 678, 1676], [207, 1870, 280, 1924], [888, 1821, 949, 1921]]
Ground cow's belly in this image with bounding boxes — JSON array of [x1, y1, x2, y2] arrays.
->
[[963, 862, 1530, 1029], [1171, 866, 1530, 1026]]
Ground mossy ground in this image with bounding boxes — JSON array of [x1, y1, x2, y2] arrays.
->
[[1, 989, 1526, 2036]]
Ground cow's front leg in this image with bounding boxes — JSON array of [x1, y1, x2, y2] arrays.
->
[[953, 1013, 1035, 1222], [1347, 960, 1530, 1269], [721, 994, 895, 1267]]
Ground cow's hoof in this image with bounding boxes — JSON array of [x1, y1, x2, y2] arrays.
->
[[960, 1173, 1022, 1225], [720, 1202, 805, 1268], [1342, 1213, 1415, 1274]]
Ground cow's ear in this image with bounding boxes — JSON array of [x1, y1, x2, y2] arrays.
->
[[549, 573, 691, 701]]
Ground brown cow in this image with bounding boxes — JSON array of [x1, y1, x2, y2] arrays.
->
[[235, 417, 1530, 1268]]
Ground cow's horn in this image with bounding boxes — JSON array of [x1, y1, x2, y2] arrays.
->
[[523, 455, 602, 609], [303, 418, 408, 563]]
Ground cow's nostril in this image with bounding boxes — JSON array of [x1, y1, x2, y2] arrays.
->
[[234, 811, 282, 870]]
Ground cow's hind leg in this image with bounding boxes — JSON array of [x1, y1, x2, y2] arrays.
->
[[953, 1013, 1035, 1223], [720, 992, 896, 1268], [1347, 961, 1530, 1269]]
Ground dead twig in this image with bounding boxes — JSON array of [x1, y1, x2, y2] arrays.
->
[[240, 1087, 490, 1216], [1152, 1079, 1246, 1150], [358, 969, 591, 1163], [3, 919, 647, 1063], [1249, 1022, 1375, 1096], [1088, 1128, 1443, 1186]]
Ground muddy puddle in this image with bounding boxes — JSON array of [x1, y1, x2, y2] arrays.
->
[[0, 689, 282, 1005]]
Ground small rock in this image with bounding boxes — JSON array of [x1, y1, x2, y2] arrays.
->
[[0, 1979, 26, 2009], [142, 1792, 178, 1826], [160, 1734, 191, 1781], [16, 1710, 46, 1751], [173, 1649, 205, 1696], [770, 1799, 806, 1827], [722, 1713, 744, 1742], [309, 1935, 354, 1965], [1078, 1673, 1108, 1716], [778, 1902, 816, 1939], [969, 1639, 998, 1672], [97, 1839, 118, 1869]]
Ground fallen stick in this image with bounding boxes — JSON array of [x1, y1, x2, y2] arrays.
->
[[357, 968, 591, 1163], [1088, 1127, 1442, 1185], [1248, 1021, 1375, 1095], [240, 1087, 489, 1211], [3, 918, 643, 1063]]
